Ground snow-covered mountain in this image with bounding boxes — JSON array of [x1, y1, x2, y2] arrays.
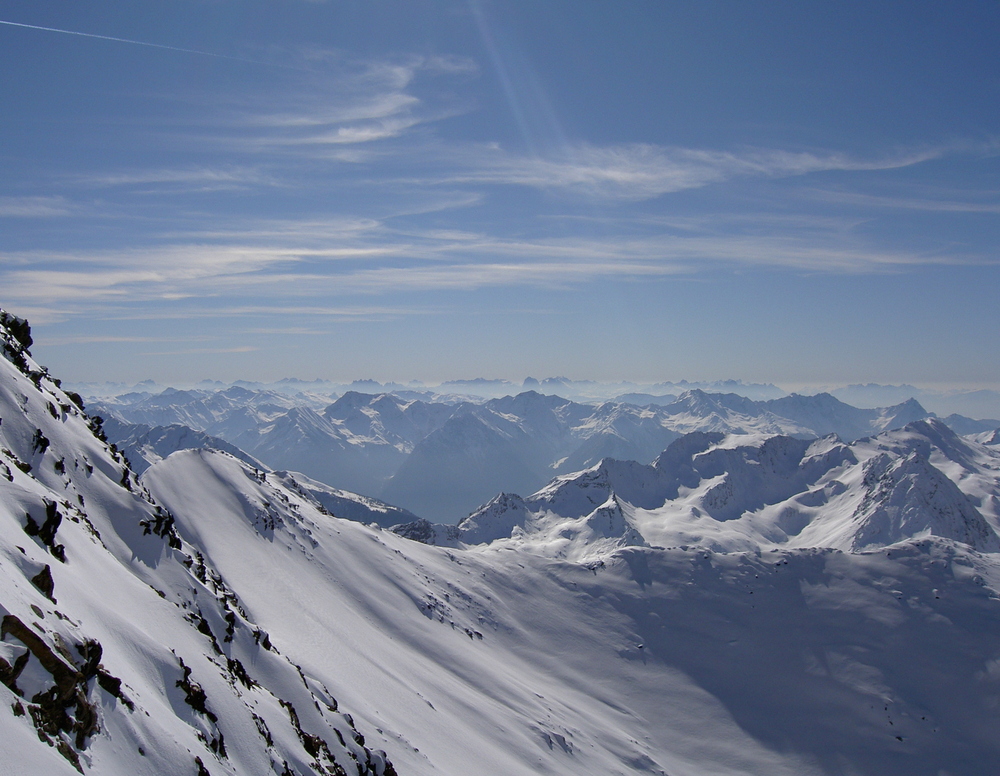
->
[[99, 417, 263, 474], [0, 311, 396, 775], [428, 420, 1000, 560], [92, 386, 969, 522], [6, 308, 1000, 775]]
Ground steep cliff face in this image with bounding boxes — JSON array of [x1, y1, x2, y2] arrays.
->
[[0, 310, 395, 776]]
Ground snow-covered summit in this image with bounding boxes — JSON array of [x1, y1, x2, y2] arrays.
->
[[435, 419, 1000, 559]]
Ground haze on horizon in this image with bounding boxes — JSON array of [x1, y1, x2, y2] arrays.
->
[[1, 1, 998, 389]]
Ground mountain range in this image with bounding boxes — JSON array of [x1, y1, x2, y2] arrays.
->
[[4, 308, 1000, 775], [90, 384, 994, 521], [402, 420, 1000, 556], [70, 375, 1000, 420]]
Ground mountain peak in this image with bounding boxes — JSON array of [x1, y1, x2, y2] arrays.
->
[[852, 450, 1000, 552], [0, 309, 32, 351], [0, 309, 35, 377], [457, 492, 532, 544]]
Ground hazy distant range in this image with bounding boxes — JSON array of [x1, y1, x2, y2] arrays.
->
[[82, 377, 1000, 522]]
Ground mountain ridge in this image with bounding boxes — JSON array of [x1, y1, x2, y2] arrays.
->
[[398, 418, 1000, 560]]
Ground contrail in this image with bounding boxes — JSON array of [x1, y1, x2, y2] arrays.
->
[[0, 18, 304, 70]]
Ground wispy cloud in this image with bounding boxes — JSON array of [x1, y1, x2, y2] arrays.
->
[[73, 165, 279, 192], [429, 142, 947, 200], [807, 188, 1000, 213], [0, 196, 75, 217], [217, 55, 476, 153], [0, 240, 399, 305], [3, 206, 989, 322]]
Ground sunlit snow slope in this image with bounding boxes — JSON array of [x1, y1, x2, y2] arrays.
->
[[0, 311, 395, 776], [143, 444, 1000, 776]]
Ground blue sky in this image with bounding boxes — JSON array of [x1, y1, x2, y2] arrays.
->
[[1, 1, 998, 388]]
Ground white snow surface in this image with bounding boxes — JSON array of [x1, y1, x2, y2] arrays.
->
[[143, 446, 1000, 776], [4, 310, 1000, 775], [0, 313, 393, 776]]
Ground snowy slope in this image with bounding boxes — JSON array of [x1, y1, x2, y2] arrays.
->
[[144, 451, 1000, 776], [144, 445, 1000, 776], [0, 311, 396, 776]]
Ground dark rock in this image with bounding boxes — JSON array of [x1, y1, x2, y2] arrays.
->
[[31, 565, 55, 602], [176, 656, 218, 723]]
